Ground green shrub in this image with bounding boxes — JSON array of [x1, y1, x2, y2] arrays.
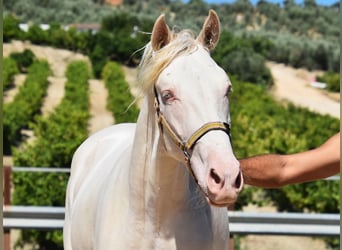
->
[[213, 32, 273, 87], [317, 72, 340, 92], [25, 24, 49, 44], [89, 31, 112, 78], [101, 61, 139, 123], [224, 48, 273, 88], [3, 57, 19, 90], [3, 14, 25, 42], [9, 49, 36, 72], [13, 60, 90, 172], [3, 60, 51, 153], [89, 11, 153, 77]]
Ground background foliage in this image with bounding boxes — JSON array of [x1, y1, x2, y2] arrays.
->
[[3, 57, 19, 90], [101, 61, 139, 122], [3, 59, 51, 154], [317, 72, 340, 92], [3, 0, 340, 78], [12, 61, 91, 249], [228, 77, 340, 214], [9, 49, 35, 73], [3, 0, 340, 248]]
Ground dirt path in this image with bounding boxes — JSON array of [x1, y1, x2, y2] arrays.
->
[[240, 235, 327, 250], [88, 79, 115, 135], [41, 76, 66, 117], [267, 62, 340, 119], [3, 74, 26, 104]]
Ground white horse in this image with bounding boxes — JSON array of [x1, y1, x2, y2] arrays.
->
[[63, 10, 243, 250]]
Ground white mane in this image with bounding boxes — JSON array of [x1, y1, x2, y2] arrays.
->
[[138, 29, 199, 94]]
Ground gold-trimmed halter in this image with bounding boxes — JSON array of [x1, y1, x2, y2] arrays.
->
[[153, 86, 232, 180]]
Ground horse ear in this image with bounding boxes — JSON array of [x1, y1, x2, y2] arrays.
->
[[197, 10, 220, 51], [151, 14, 171, 51]]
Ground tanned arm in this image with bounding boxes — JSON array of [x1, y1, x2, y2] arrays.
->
[[240, 132, 340, 188]]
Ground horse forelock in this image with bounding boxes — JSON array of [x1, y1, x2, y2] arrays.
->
[[138, 29, 198, 94]]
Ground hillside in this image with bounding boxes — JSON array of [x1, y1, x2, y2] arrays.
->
[[4, 0, 339, 38], [4, 0, 339, 82]]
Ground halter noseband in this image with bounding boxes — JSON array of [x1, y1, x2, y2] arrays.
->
[[153, 86, 232, 179]]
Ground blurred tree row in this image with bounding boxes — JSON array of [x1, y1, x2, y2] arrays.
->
[[4, 60, 51, 154], [12, 61, 91, 249], [101, 61, 139, 123], [3, 15, 91, 52], [88, 11, 154, 77], [4, 0, 338, 41], [4, 0, 339, 81], [3, 0, 113, 24]]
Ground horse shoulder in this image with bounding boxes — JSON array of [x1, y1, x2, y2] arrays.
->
[[65, 123, 136, 249], [68, 124, 136, 197]]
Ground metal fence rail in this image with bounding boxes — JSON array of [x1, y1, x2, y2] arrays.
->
[[3, 167, 340, 237], [8, 166, 341, 181], [3, 206, 340, 236], [3, 206, 65, 230], [11, 166, 70, 173], [228, 211, 340, 236]]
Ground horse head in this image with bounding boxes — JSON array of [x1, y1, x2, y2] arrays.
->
[[140, 10, 243, 207]]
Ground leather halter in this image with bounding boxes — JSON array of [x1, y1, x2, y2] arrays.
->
[[153, 86, 231, 179]]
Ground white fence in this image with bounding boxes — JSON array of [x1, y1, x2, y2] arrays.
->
[[3, 166, 340, 237], [3, 206, 340, 236]]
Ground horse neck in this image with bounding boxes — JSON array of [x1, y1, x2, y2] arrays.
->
[[129, 93, 191, 223]]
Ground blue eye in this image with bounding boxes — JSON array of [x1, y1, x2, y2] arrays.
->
[[162, 90, 174, 103], [164, 93, 172, 99]]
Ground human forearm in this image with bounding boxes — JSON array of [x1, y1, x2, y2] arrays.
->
[[239, 154, 287, 188], [281, 136, 340, 185], [240, 133, 340, 188]]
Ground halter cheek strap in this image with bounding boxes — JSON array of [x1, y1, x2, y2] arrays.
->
[[153, 86, 232, 165]]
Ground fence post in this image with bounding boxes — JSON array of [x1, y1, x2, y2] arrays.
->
[[229, 234, 234, 250], [228, 204, 235, 250], [3, 166, 12, 250]]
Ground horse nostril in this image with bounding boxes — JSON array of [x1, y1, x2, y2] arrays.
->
[[210, 168, 222, 184], [235, 171, 242, 189]]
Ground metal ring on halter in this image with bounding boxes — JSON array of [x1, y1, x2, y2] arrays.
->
[[183, 148, 191, 162]]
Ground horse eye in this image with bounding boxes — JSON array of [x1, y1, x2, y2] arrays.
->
[[161, 90, 174, 103]]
